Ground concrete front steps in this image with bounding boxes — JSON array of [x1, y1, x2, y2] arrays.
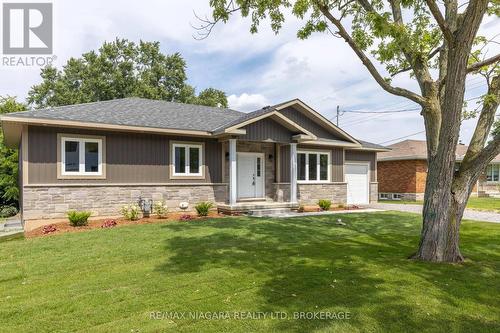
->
[[217, 201, 298, 215], [0, 217, 23, 236], [248, 207, 294, 217]]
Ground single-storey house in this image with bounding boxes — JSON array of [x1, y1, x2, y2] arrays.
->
[[1, 98, 388, 230], [378, 139, 500, 201]]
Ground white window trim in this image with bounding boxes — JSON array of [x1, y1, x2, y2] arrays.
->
[[61, 136, 103, 176], [172, 143, 203, 177], [297, 150, 331, 183], [486, 164, 500, 183]]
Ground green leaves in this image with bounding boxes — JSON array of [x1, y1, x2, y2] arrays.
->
[[27, 38, 227, 109], [0, 97, 26, 207]]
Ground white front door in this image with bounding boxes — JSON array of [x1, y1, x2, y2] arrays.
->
[[237, 153, 264, 199], [345, 163, 369, 205]]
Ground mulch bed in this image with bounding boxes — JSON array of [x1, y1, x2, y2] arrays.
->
[[26, 211, 223, 238]]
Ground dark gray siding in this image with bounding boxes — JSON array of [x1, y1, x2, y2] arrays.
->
[[240, 117, 294, 143], [345, 150, 377, 182], [28, 126, 222, 184], [279, 145, 290, 182], [332, 148, 344, 182], [279, 145, 344, 182], [278, 106, 345, 141]]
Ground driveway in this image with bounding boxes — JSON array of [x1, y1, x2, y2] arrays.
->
[[370, 203, 500, 223]]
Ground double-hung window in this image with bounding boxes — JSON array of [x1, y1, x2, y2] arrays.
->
[[172, 143, 203, 177], [297, 150, 330, 182], [61, 136, 103, 176], [486, 164, 500, 182]]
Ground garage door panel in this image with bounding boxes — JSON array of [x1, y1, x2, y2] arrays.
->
[[346, 163, 369, 205]]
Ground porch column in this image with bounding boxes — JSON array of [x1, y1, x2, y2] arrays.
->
[[290, 142, 298, 203], [229, 138, 237, 206]]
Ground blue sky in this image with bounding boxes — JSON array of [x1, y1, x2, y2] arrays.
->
[[1, 0, 498, 146]]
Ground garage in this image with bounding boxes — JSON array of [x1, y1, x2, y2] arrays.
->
[[345, 163, 370, 205]]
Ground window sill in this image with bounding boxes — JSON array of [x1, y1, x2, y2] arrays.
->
[[57, 174, 106, 180]]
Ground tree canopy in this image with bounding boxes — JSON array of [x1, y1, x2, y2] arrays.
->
[[0, 97, 26, 208], [28, 39, 228, 108]]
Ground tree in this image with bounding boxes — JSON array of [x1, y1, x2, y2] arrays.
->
[[28, 38, 227, 108], [0, 97, 26, 208], [200, 0, 500, 262]]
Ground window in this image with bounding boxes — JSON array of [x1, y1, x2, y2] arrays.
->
[[392, 193, 403, 200], [297, 151, 330, 182], [172, 143, 203, 176], [486, 164, 500, 182], [60, 136, 103, 176], [379, 193, 390, 200]]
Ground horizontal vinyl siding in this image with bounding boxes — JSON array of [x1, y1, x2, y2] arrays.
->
[[28, 126, 222, 184], [240, 117, 294, 143], [345, 150, 377, 182]]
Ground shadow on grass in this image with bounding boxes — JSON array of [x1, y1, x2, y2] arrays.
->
[[156, 212, 500, 332]]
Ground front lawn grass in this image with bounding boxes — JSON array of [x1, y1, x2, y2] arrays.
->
[[380, 197, 500, 212], [0, 212, 499, 332]]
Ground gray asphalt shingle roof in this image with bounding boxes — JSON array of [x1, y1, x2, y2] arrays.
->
[[7, 97, 245, 132], [4, 97, 385, 150]]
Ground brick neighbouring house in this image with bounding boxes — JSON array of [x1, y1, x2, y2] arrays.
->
[[377, 140, 500, 201]]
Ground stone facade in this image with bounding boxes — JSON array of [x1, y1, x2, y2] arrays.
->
[[369, 182, 378, 203], [297, 183, 347, 205], [22, 184, 228, 220]]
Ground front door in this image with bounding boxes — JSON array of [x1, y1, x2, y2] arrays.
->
[[237, 153, 264, 199]]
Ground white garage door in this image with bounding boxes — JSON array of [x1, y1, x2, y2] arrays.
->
[[345, 163, 369, 205]]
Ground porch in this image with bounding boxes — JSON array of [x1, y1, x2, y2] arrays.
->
[[218, 139, 300, 212]]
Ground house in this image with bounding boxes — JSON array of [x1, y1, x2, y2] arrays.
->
[[377, 139, 500, 201], [1, 98, 388, 230]]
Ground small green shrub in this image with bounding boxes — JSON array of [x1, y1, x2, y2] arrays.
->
[[0, 206, 18, 218], [120, 204, 140, 220], [195, 202, 213, 216], [297, 205, 305, 213], [67, 211, 91, 226], [318, 199, 332, 211], [153, 201, 168, 218]]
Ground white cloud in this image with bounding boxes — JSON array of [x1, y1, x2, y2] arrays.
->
[[228, 93, 270, 111]]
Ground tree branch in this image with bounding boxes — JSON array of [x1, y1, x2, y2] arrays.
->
[[460, 75, 500, 172], [425, 0, 454, 43], [467, 53, 500, 73], [316, 4, 426, 105], [391, 45, 443, 77]]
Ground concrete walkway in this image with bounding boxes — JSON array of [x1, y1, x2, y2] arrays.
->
[[370, 203, 500, 223]]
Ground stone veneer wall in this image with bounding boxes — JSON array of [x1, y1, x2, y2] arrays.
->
[[297, 183, 347, 205], [273, 183, 349, 205], [22, 184, 228, 220], [370, 182, 378, 203]]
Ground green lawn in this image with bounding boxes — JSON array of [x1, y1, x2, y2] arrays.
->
[[1, 213, 499, 332], [380, 197, 500, 212]]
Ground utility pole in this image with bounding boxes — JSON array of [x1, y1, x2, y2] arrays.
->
[[336, 105, 340, 126]]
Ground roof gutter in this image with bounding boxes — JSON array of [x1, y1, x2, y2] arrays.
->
[[0, 116, 213, 139]]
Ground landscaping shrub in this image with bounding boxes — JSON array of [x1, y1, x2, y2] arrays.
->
[[101, 219, 117, 228], [179, 214, 193, 221], [67, 211, 91, 226], [0, 206, 18, 218], [120, 204, 140, 220], [153, 201, 168, 218], [42, 224, 57, 234], [195, 202, 213, 216], [318, 199, 332, 211], [297, 205, 305, 213]]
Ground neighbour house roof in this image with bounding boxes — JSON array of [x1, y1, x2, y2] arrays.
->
[[0, 97, 386, 151], [378, 139, 500, 162]]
